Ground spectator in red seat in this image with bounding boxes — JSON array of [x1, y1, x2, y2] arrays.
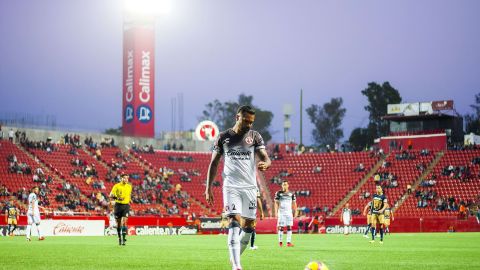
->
[[8, 128, 14, 142], [354, 163, 365, 172], [406, 184, 412, 195], [458, 202, 468, 220]]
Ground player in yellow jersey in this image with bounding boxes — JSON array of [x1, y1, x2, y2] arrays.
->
[[369, 186, 387, 244], [383, 203, 394, 234], [5, 198, 19, 236], [220, 211, 229, 235], [109, 172, 132, 245], [362, 201, 373, 238]]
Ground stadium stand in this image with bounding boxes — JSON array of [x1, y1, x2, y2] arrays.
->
[[263, 151, 379, 216], [0, 140, 57, 212], [395, 149, 480, 217], [2, 133, 479, 219], [344, 150, 437, 216], [135, 150, 220, 215]]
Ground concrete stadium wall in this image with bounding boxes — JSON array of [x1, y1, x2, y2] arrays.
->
[[1, 125, 212, 152]]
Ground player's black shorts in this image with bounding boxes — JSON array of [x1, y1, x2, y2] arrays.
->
[[114, 203, 130, 219]]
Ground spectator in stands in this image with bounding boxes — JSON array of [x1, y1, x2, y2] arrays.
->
[[354, 163, 365, 172], [420, 149, 430, 156], [416, 162, 426, 172], [458, 202, 468, 220], [0, 185, 10, 196], [313, 166, 322, 173], [407, 184, 412, 195], [417, 198, 428, 208], [381, 160, 391, 168], [373, 174, 380, 184], [95, 148, 102, 161], [8, 128, 14, 142]]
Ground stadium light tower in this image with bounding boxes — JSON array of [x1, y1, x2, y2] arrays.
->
[[283, 104, 293, 143], [122, 0, 172, 138]]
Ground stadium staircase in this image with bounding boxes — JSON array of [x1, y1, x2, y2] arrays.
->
[[393, 151, 444, 212], [331, 153, 389, 216]]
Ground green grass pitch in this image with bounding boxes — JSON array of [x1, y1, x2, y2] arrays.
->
[[1, 233, 480, 270]]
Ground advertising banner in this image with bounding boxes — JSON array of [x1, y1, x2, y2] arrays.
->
[[387, 103, 420, 116], [432, 100, 454, 111], [0, 220, 105, 237], [199, 217, 222, 233], [122, 24, 155, 138], [111, 225, 198, 236]]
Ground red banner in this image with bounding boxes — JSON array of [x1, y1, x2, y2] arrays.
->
[[122, 24, 155, 138], [432, 100, 454, 111]]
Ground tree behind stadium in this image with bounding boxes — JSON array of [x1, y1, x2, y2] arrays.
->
[[349, 82, 402, 151], [306, 97, 346, 148], [464, 92, 480, 134], [200, 94, 274, 142]]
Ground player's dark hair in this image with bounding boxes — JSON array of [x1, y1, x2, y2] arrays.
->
[[31, 186, 39, 191], [237, 105, 255, 115], [282, 180, 288, 184]]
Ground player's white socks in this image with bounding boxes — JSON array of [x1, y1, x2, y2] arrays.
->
[[26, 225, 32, 239], [344, 226, 349, 234], [239, 227, 254, 254], [286, 230, 292, 243], [35, 223, 43, 237], [228, 221, 241, 268], [278, 230, 283, 243]]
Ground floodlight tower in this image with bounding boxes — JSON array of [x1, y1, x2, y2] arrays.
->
[[283, 104, 293, 143], [121, 0, 171, 138]]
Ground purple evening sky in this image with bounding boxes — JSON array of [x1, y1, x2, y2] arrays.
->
[[0, 0, 479, 145]]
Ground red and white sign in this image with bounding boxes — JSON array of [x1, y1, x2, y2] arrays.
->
[[122, 23, 155, 138], [30, 220, 105, 237], [195, 121, 220, 141], [432, 100, 454, 111]]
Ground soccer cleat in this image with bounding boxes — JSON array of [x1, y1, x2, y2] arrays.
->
[[287, 242, 294, 247], [363, 234, 369, 238], [119, 239, 123, 245], [379, 241, 384, 244], [279, 242, 283, 247], [26, 238, 31, 242], [39, 237, 45, 241], [249, 245, 258, 250], [369, 240, 375, 243]]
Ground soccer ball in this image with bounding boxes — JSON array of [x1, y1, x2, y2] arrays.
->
[[305, 261, 329, 270]]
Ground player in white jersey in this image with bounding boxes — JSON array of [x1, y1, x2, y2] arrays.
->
[[340, 203, 352, 235], [106, 202, 117, 236], [205, 105, 271, 270], [26, 186, 45, 241], [274, 180, 297, 247]]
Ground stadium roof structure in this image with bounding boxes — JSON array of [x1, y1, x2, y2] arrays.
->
[[382, 112, 458, 121]]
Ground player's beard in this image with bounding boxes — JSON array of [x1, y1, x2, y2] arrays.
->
[[240, 126, 251, 133]]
